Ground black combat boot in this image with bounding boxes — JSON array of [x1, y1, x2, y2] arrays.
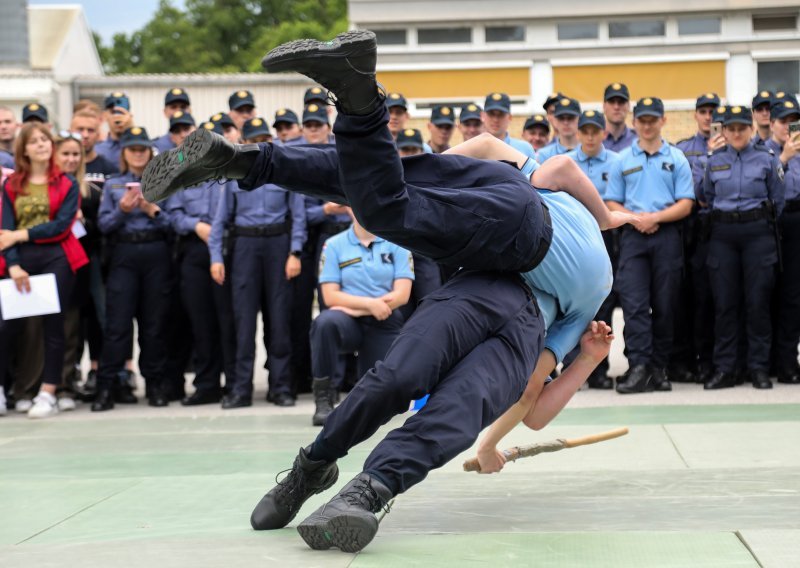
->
[[650, 367, 673, 392], [91, 386, 114, 412], [260, 30, 383, 116], [141, 127, 261, 202], [250, 446, 339, 530], [704, 371, 736, 390], [750, 370, 773, 390], [615, 365, 653, 394], [114, 370, 138, 404], [296, 472, 393, 553], [312, 377, 334, 426]]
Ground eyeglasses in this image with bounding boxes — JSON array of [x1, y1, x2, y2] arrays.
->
[[57, 130, 82, 141]]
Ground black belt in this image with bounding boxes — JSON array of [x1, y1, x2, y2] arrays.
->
[[115, 231, 166, 243], [320, 221, 351, 234], [711, 208, 769, 223], [234, 221, 289, 237], [784, 200, 800, 213], [527, 202, 552, 270]]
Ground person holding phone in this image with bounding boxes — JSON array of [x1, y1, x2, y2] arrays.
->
[[766, 98, 800, 384], [0, 123, 88, 419], [96, 92, 134, 167], [94, 127, 172, 411]]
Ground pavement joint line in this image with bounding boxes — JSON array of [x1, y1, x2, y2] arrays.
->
[[14, 481, 143, 546], [661, 424, 690, 469], [735, 530, 765, 568]]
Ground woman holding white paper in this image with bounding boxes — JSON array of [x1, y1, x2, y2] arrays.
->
[[0, 122, 88, 419]]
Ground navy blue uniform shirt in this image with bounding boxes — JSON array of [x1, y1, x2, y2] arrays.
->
[[98, 171, 172, 235]]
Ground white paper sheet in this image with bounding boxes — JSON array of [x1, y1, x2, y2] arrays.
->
[[72, 220, 87, 239], [0, 273, 61, 320]]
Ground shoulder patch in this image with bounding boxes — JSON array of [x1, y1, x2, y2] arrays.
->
[[777, 164, 785, 182], [661, 162, 674, 172], [338, 257, 362, 269], [677, 137, 693, 145], [622, 166, 643, 176]]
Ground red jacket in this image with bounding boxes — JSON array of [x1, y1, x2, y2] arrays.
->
[[2, 173, 88, 273]]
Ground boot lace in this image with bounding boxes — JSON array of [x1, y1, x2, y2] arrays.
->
[[273, 464, 308, 512], [341, 477, 391, 515]]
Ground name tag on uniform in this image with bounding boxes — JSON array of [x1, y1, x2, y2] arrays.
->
[[710, 164, 731, 172], [622, 166, 642, 176], [684, 151, 702, 157], [602, 172, 609, 182], [662, 162, 674, 172], [339, 258, 362, 269]]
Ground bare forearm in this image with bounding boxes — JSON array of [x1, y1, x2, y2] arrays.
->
[[653, 199, 693, 224], [444, 132, 528, 168], [524, 354, 600, 431], [606, 200, 635, 215], [533, 156, 612, 229], [322, 288, 376, 311], [384, 279, 412, 310]]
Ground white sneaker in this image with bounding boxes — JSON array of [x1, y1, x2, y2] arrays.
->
[[15, 399, 33, 413], [28, 392, 59, 419], [57, 396, 77, 411]]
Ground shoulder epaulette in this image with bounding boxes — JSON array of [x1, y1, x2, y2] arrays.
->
[[710, 146, 727, 156], [753, 145, 774, 155]]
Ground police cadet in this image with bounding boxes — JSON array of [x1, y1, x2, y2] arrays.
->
[[482, 92, 536, 159], [543, 91, 566, 144], [701, 105, 785, 390], [671, 92, 725, 383], [605, 97, 695, 394], [566, 110, 621, 388], [228, 90, 257, 130], [153, 88, 192, 153], [310, 209, 414, 426], [537, 97, 581, 162], [208, 112, 238, 144], [93, 127, 173, 411], [208, 117, 307, 409], [752, 90, 774, 145], [522, 114, 550, 152], [766, 98, 800, 384], [304, 86, 335, 127], [272, 108, 302, 143], [21, 103, 49, 126], [603, 83, 636, 152], [165, 122, 234, 405], [458, 103, 484, 142], [96, 92, 134, 167], [384, 92, 432, 152], [427, 105, 455, 153]]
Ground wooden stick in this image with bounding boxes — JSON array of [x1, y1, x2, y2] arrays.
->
[[463, 427, 629, 473]]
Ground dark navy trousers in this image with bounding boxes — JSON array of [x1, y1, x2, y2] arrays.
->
[[179, 237, 224, 395], [309, 271, 543, 496], [97, 242, 171, 388], [400, 253, 443, 320], [239, 105, 552, 273], [230, 234, 292, 398], [310, 309, 404, 388], [615, 225, 683, 369], [776, 211, 800, 372], [689, 235, 715, 368], [708, 220, 777, 373]]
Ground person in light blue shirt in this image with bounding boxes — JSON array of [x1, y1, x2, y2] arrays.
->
[[311, 209, 414, 425], [482, 92, 537, 160], [536, 97, 581, 163], [605, 97, 695, 395]]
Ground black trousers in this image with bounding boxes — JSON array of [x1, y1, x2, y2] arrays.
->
[[776, 211, 800, 372]]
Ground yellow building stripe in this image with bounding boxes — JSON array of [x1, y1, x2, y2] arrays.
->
[[554, 60, 726, 102], [377, 68, 530, 99]]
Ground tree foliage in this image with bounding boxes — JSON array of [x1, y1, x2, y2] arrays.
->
[[94, 0, 347, 74]]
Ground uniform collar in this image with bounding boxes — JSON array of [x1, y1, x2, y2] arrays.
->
[[575, 144, 607, 162], [632, 138, 670, 156], [695, 131, 709, 143], [605, 125, 631, 143], [346, 226, 385, 247]]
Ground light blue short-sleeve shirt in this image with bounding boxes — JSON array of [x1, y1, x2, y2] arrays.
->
[[566, 145, 621, 199]]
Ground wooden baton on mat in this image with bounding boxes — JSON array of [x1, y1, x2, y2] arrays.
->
[[463, 427, 629, 473]]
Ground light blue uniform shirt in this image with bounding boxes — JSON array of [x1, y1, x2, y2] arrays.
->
[[565, 145, 620, 198], [605, 140, 695, 212], [520, 190, 612, 363], [319, 227, 414, 297], [504, 133, 537, 160], [536, 138, 575, 164]]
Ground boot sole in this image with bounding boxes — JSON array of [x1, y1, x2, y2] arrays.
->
[[261, 30, 376, 73], [297, 513, 378, 553], [141, 128, 215, 202]]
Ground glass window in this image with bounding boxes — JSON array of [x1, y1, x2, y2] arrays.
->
[[678, 17, 721, 35], [758, 61, 800, 94], [418, 28, 472, 44], [609, 20, 665, 38], [374, 29, 407, 45], [486, 26, 525, 42], [557, 22, 599, 40], [752, 14, 798, 32]]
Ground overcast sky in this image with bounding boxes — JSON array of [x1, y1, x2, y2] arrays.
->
[[30, 0, 185, 43]]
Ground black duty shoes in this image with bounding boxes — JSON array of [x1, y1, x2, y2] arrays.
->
[[250, 446, 339, 531], [615, 364, 653, 394], [261, 30, 382, 116], [312, 377, 334, 426], [704, 371, 736, 390], [141, 127, 260, 203], [296, 472, 393, 553]]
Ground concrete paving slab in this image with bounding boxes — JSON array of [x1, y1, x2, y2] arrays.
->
[[738, 529, 800, 568]]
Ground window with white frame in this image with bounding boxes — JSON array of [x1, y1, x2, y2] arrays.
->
[[678, 17, 721, 35], [374, 29, 407, 45], [486, 25, 525, 42], [609, 19, 665, 38], [752, 14, 798, 32], [417, 27, 472, 44], [758, 60, 800, 94], [557, 22, 599, 40]]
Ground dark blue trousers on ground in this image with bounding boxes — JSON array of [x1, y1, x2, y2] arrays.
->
[[615, 225, 683, 369], [212, 275, 237, 392], [97, 242, 171, 389], [708, 220, 777, 373], [310, 309, 404, 388], [239, 105, 552, 273], [689, 236, 715, 368], [180, 238, 223, 395], [230, 234, 292, 398], [776, 211, 800, 372], [309, 271, 543, 496]]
